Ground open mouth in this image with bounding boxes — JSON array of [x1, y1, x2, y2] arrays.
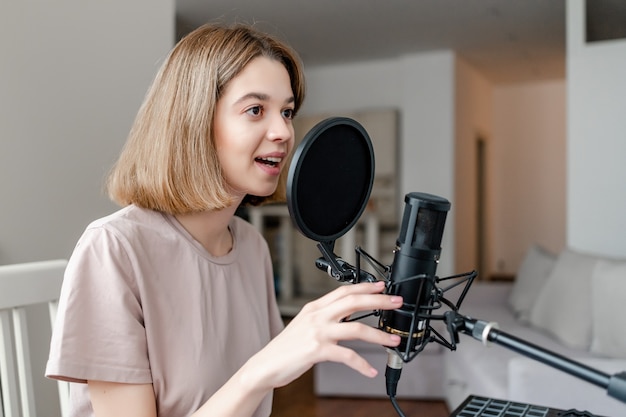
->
[[255, 156, 281, 167]]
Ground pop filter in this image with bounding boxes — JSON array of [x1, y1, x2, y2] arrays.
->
[[287, 117, 375, 243]]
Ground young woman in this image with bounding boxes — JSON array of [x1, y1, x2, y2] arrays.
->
[[46, 23, 402, 417]]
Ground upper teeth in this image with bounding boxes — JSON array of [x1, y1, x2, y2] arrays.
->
[[261, 157, 281, 163]]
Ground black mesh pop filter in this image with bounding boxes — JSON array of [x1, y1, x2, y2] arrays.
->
[[287, 117, 375, 243]]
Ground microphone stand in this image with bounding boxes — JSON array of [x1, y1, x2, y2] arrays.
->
[[444, 311, 626, 406], [312, 243, 626, 415]]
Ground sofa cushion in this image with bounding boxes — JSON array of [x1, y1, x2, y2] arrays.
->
[[590, 259, 626, 359], [508, 245, 556, 322], [528, 248, 599, 350]]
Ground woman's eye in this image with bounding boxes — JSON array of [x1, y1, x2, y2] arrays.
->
[[282, 108, 295, 120], [246, 106, 263, 117]]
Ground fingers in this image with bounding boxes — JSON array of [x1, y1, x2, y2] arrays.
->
[[277, 281, 403, 382], [308, 281, 386, 308], [311, 290, 403, 323], [327, 321, 401, 347], [321, 342, 392, 378], [325, 344, 378, 377], [260, 283, 404, 388], [322, 323, 401, 378], [304, 281, 401, 319]]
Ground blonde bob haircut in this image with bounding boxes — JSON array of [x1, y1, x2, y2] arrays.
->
[[107, 23, 306, 215]]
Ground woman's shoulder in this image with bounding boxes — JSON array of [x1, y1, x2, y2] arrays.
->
[[80, 205, 171, 247], [87, 205, 163, 230]]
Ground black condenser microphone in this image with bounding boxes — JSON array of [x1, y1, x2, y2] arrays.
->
[[379, 192, 450, 398]]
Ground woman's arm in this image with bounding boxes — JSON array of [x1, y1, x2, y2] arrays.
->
[[88, 281, 402, 417], [88, 381, 157, 417]]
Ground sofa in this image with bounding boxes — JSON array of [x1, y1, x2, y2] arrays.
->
[[314, 246, 626, 416]]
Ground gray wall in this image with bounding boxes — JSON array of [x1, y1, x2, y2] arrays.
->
[[1, 1, 175, 265]]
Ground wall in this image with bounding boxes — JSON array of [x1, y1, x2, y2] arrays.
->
[[302, 51, 567, 280], [454, 57, 493, 278], [492, 80, 567, 273], [0, 1, 174, 414], [301, 52, 457, 278], [1, 5, 569, 285], [455, 59, 566, 280], [0, 1, 175, 265], [567, 0, 626, 258]]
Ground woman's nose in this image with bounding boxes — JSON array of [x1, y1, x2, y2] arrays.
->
[[266, 113, 293, 142]]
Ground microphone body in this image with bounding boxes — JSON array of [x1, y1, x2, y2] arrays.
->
[[379, 192, 450, 394], [382, 242, 440, 351]]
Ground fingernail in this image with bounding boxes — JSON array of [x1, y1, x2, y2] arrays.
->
[[390, 296, 403, 304], [390, 334, 401, 344]]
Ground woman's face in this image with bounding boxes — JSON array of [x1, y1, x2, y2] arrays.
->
[[213, 56, 296, 201]]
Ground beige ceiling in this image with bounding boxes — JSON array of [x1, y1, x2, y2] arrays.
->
[[176, 0, 566, 85]]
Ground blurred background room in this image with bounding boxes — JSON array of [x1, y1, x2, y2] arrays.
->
[[2, 1, 626, 416]]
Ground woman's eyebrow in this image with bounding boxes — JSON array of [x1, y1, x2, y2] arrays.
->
[[234, 92, 295, 105]]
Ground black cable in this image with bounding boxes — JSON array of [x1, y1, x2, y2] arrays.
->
[[386, 366, 406, 416], [385, 365, 401, 395], [389, 395, 407, 417]]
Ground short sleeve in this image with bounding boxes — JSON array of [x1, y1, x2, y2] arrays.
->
[[46, 226, 152, 384]]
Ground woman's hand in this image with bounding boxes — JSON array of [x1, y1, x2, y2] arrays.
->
[[242, 280, 403, 391], [187, 281, 403, 417]]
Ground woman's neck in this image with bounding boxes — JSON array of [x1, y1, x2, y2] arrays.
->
[[174, 205, 239, 257]]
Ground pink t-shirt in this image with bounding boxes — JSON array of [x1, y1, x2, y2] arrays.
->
[[46, 205, 284, 417]]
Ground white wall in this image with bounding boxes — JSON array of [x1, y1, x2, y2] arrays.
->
[[567, 0, 626, 258], [492, 81, 566, 273], [0, 1, 174, 414], [302, 51, 457, 277], [0, 1, 175, 265]]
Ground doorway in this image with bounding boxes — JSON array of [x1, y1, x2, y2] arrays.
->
[[476, 136, 487, 279]]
